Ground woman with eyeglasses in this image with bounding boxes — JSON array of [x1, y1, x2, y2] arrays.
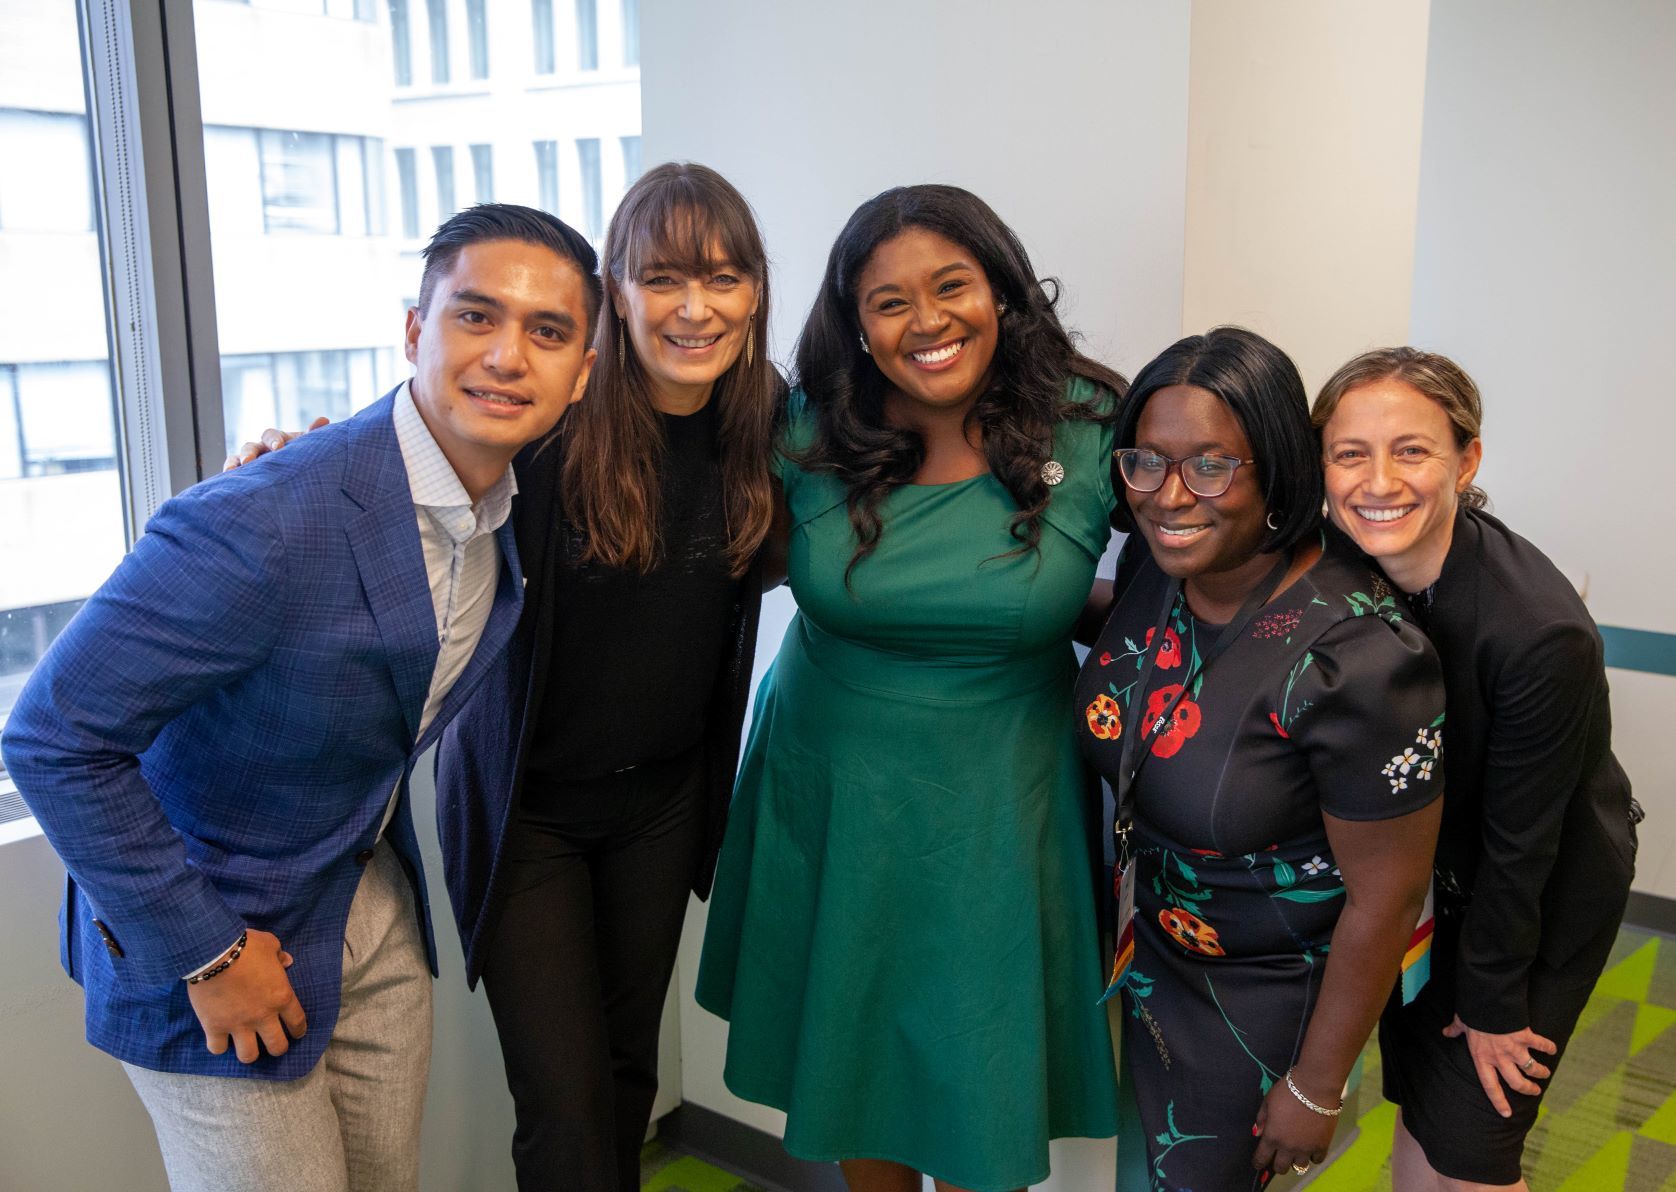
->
[[1075, 327, 1444, 1189], [1314, 348, 1638, 1192]]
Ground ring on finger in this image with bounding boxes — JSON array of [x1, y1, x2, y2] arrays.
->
[[1292, 1162, 1311, 1174], [1518, 1057, 1537, 1073]]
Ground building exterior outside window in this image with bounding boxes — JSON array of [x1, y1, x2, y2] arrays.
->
[[471, 142, 494, 203], [466, 0, 489, 79], [426, 0, 449, 83], [433, 144, 457, 219], [576, 0, 598, 71], [0, 0, 642, 805], [389, 0, 412, 84]]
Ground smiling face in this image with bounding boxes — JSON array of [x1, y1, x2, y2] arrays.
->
[[405, 238, 596, 496], [1128, 384, 1272, 585], [1321, 377, 1482, 591], [615, 240, 759, 412], [854, 227, 1001, 422]]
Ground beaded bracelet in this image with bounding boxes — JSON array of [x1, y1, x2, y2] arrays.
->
[[186, 930, 249, 986], [1284, 1068, 1342, 1117]]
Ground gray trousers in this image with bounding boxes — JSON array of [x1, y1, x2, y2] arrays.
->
[[125, 841, 432, 1192]]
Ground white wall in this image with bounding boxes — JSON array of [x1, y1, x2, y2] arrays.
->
[[643, 2, 1192, 1186], [1407, 0, 1676, 896], [1180, 0, 1431, 394]]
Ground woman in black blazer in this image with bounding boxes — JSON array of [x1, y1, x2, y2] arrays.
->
[[1313, 347, 1639, 1190]]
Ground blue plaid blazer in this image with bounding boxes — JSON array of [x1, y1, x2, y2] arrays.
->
[[0, 391, 524, 1079]]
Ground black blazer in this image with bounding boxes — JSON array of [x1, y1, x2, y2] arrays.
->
[[1422, 508, 1637, 1033], [435, 436, 765, 986]]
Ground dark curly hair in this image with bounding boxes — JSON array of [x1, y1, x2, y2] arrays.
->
[[791, 184, 1127, 581]]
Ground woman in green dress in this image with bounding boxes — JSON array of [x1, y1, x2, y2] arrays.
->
[[696, 185, 1127, 1192]]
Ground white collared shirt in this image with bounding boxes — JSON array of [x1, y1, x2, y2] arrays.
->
[[391, 379, 518, 740]]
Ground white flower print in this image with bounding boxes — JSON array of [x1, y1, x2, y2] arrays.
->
[[1302, 856, 1329, 877], [1419, 759, 1435, 781], [1385, 724, 1442, 796], [1390, 775, 1409, 792], [1396, 747, 1422, 775]]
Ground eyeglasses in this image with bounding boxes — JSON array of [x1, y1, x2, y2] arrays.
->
[[1114, 449, 1255, 499]]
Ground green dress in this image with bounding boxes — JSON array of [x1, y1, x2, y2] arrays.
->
[[696, 382, 1120, 1191]]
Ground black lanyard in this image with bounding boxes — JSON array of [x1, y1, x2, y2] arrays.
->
[[1113, 552, 1293, 866]]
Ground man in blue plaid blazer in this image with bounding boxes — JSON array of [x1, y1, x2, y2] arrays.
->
[[1, 205, 599, 1191]]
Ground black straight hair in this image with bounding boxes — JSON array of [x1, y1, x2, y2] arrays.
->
[[417, 203, 603, 335], [1113, 326, 1322, 553]]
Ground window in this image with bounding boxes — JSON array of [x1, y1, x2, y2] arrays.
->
[[257, 129, 337, 233], [389, 0, 413, 86], [426, 0, 450, 84], [471, 143, 494, 203], [531, 0, 555, 74], [0, 11, 126, 802], [465, 0, 489, 80], [535, 139, 560, 214], [620, 134, 641, 186], [0, 111, 96, 232], [432, 145, 457, 219], [621, 0, 638, 67], [221, 350, 391, 454], [395, 147, 420, 238], [577, 137, 602, 241], [576, 0, 598, 71]]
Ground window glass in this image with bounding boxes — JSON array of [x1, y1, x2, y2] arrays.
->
[[577, 137, 602, 241], [621, 0, 638, 67], [620, 134, 641, 186], [432, 144, 457, 219], [535, 139, 560, 214], [426, 0, 450, 83], [466, 0, 489, 79], [395, 146, 420, 238], [471, 143, 494, 203], [576, 0, 598, 71], [258, 129, 339, 233], [0, 3, 126, 798], [389, 0, 413, 85]]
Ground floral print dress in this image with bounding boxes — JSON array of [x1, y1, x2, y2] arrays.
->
[[1074, 533, 1444, 1191]]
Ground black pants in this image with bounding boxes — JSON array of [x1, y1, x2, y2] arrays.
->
[[481, 750, 708, 1192]]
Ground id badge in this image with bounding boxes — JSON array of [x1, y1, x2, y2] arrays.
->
[[1099, 857, 1137, 1004]]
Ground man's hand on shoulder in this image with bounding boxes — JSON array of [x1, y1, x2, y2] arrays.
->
[[186, 929, 308, 1062], [223, 416, 330, 471]]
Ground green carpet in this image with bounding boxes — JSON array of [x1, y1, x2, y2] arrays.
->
[[643, 927, 1676, 1190], [1311, 926, 1676, 1192]]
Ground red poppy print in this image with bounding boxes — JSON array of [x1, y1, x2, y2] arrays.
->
[[1085, 693, 1122, 740], [1268, 711, 1290, 739], [1144, 625, 1183, 669], [1158, 907, 1225, 957], [1141, 683, 1202, 758], [1098, 651, 1113, 667]]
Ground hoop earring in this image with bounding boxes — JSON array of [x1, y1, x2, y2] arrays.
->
[[858, 333, 870, 355], [616, 318, 626, 369], [745, 314, 755, 368], [1266, 511, 1281, 531]]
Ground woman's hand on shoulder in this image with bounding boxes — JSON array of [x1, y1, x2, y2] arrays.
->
[[222, 416, 330, 471], [1442, 1014, 1556, 1117]]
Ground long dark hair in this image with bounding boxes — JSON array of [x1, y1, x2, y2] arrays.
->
[[558, 162, 779, 577], [1113, 326, 1323, 554], [792, 184, 1127, 579]]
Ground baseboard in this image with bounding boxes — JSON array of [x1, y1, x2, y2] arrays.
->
[[656, 1103, 847, 1192], [1625, 890, 1676, 936]]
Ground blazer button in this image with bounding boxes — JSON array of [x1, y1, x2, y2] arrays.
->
[[355, 849, 376, 865], [91, 919, 124, 959]]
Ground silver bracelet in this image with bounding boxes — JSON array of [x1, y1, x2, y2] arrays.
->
[[1284, 1067, 1342, 1117]]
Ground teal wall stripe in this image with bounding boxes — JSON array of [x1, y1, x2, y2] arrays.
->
[[1601, 625, 1676, 677]]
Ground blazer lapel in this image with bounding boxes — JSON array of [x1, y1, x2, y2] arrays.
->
[[342, 395, 439, 743]]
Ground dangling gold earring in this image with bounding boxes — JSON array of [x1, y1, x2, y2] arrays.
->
[[616, 318, 625, 369], [745, 314, 755, 368]]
